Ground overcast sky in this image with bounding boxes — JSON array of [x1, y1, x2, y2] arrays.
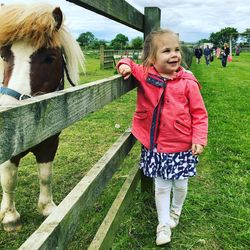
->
[[1, 0, 249, 43]]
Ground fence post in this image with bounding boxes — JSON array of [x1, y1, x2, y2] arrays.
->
[[100, 45, 104, 69], [141, 7, 161, 193], [144, 7, 161, 38]]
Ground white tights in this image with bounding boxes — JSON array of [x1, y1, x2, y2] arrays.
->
[[155, 177, 188, 225]]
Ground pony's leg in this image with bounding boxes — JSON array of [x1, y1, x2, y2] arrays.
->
[[0, 160, 21, 231], [33, 134, 59, 216], [37, 162, 57, 216]]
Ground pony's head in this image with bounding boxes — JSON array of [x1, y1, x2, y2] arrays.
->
[[0, 3, 84, 105]]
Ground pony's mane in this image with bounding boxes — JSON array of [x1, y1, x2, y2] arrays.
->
[[0, 3, 84, 84], [0, 58, 3, 84]]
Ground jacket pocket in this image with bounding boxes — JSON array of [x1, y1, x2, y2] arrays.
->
[[174, 119, 191, 135], [134, 111, 147, 119]]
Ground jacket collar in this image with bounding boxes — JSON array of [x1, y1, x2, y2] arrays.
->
[[146, 66, 200, 88], [146, 73, 167, 88], [145, 66, 183, 88]]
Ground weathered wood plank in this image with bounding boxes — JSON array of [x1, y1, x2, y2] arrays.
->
[[18, 130, 136, 250], [144, 7, 161, 38], [66, 0, 144, 32], [0, 75, 136, 164], [88, 163, 140, 250]]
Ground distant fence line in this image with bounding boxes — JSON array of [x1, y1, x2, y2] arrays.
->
[[238, 47, 250, 52], [100, 46, 142, 69]]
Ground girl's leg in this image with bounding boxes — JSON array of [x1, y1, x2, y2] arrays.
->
[[169, 179, 188, 228], [154, 177, 172, 225], [171, 179, 188, 215], [154, 177, 172, 245]]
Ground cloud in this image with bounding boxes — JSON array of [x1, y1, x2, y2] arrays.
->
[[127, 0, 250, 41], [1, 0, 249, 42]]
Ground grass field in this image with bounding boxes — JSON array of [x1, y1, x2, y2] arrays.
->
[[1, 53, 250, 249]]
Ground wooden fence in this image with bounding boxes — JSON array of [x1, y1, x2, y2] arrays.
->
[[100, 47, 142, 69], [0, 1, 161, 249]]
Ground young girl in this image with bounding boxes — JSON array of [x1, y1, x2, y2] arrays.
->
[[116, 29, 208, 246]]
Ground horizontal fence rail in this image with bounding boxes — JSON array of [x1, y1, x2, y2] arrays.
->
[[0, 75, 136, 164], [66, 0, 144, 32], [88, 163, 140, 249]]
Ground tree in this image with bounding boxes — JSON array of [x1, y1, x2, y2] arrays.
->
[[197, 38, 210, 45], [209, 27, 238, 48], [110, 34, 129, 49], [77, 32, 96, 47], [89, 39, 107, 49], [131, 36, 143, 49], [241, 28, 250, 44], [209, 32, 221, 46]]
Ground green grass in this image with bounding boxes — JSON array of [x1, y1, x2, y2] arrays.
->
[[1, 54, 250, 249], [80, 52, 116, 83]]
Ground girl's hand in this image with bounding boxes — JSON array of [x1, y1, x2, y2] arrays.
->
[[192, 144, 204, 155], [118, 64, 131, 80]]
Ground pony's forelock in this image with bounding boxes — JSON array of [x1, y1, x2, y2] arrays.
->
[[0, 3, 60, 49], [0, 3, 85, 85]]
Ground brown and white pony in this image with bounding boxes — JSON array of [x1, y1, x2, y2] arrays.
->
[[0, 3, 84, 231]]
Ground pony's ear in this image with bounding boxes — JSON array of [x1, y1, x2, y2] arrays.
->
[[53, 7, 63, 30]]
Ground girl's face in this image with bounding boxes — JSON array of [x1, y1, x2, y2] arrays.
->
[[153, 34, 181, 76]]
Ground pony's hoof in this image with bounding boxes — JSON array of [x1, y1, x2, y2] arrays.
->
[[38, 202, 57, 217], [3, 218, 22, 232], [1, 210, 21, 232]]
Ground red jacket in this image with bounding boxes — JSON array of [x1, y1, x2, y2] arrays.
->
[[117, 58, 208, 153]]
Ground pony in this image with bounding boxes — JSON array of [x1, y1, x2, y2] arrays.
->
[[0, 3, 84, 231]]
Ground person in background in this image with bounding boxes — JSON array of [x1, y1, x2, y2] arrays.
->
[[116, 29, 208, 246], [194, 46, 203, 64], [203, 45, 211, 66], [235, 45, 240, 56], [221, 43, 230, 67]]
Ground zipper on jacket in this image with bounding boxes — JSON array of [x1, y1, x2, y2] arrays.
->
[[149, 81, 167, 150]]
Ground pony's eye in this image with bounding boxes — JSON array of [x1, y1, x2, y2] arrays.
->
[[44, 55, 56, 64], [1, 55, 6, 61], [1, 50, 10, 62]]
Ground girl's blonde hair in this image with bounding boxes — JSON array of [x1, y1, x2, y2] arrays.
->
[[142, 29, 182, 68]]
